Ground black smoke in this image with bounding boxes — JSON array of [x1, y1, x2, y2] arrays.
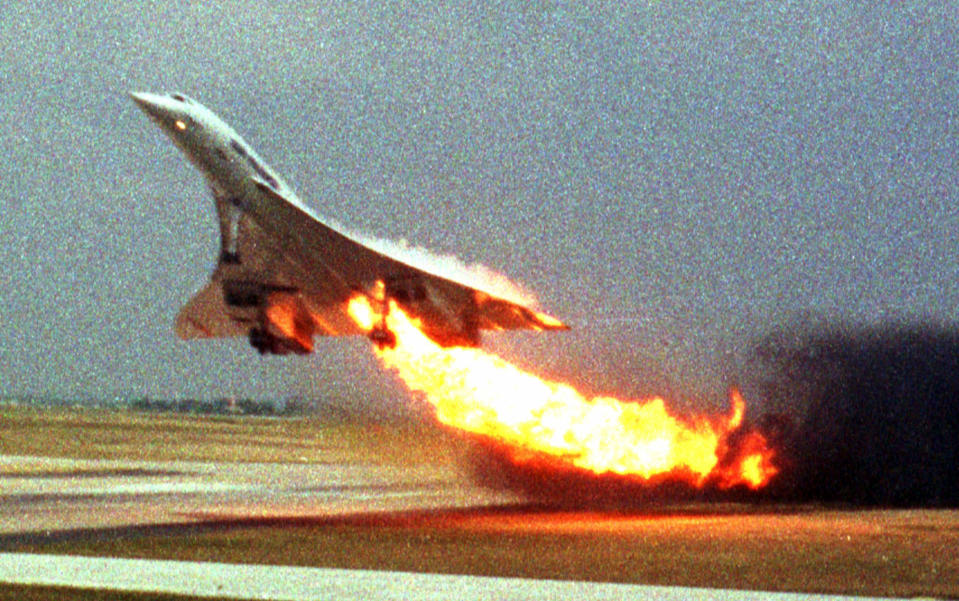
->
[[462, 320, 959, 508], [747, 320, 959, 507]]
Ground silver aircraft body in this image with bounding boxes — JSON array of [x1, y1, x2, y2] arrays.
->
[[131, 92, 566, 354]]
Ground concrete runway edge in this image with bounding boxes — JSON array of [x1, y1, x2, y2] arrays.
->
[[0, 553, 893, 601]]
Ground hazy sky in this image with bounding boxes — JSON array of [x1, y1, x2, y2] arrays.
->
[[1, 2, 957, 412]]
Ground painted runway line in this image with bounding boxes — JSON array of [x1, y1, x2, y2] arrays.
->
[[0, 553, 892, 601]]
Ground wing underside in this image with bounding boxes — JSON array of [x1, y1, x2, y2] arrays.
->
[[175, 180, 566, 350]]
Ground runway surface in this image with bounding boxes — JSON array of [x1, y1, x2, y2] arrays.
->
[[0, 454, 937, 600], [0, 453, 518, 537], [0, 552, 890, 601]]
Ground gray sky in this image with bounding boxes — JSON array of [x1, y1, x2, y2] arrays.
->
[[1, 2, 957, 412]]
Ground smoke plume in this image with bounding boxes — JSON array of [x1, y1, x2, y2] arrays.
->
[[747, 320, 959, 506], [459, 320, 959, 508]]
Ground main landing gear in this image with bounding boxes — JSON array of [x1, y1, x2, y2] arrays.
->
[[369, 325, 397, 350], [367, 285, 397, 350]]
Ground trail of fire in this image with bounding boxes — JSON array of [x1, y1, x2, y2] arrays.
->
[[347, 296, 778, 489]]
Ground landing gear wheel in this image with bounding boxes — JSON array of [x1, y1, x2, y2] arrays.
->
[[249, 328, 269, 354], [367, 283, 397, 349], [369, 326, 397, 350]]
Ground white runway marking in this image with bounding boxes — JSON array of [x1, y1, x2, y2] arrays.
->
[[0, 553, 891, 601]]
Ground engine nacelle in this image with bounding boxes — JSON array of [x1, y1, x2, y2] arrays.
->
[[222, 281, 317, 355], [382, 275, 481, 348], [248, 327, 311, 355]]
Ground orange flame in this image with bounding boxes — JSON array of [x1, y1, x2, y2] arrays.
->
[[347, 296, 777, 489]]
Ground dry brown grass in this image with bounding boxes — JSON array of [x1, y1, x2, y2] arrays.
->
[[0, 406, 456, 467], [16, 506, 959, 597]]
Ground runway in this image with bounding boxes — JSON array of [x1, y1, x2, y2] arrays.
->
[[0, 553, 889, 601], [0, 454, 518, 536], [0, 453, 950, 599]]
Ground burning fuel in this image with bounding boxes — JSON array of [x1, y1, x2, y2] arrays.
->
[[348, 295, 778, 490]]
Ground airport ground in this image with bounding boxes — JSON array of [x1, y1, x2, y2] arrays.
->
[[0, 406, 956, 599]]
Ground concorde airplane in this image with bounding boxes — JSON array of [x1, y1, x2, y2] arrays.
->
[[131, 92, 567, 355]]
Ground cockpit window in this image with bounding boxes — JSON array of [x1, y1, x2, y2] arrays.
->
[[247, 154, 279, 190], [230, 139, 279, 190], [230, 140, 247, 157], [170, 93, 192, 104]]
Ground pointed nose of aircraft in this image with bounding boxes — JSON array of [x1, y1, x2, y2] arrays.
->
[[129, 91, 168, 121], [129, 91, 191, 140]]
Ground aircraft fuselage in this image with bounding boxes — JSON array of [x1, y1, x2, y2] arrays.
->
[[131, 91, 568, 355]]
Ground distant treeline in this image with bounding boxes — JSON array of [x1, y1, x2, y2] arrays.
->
[[0, 396, 316, 417], [0, 396, 313, 416], [128, 397, 304, 416]]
